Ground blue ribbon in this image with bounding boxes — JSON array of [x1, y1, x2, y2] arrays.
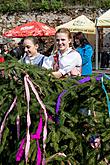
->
[[101, 74, 110, 117]]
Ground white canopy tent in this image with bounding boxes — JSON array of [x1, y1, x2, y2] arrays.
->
[[96, 9, 110, 27], [96, 9, 110, 70], [56, 15, 96, 34]]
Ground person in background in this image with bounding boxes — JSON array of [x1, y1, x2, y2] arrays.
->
[[44, 44, 54, 56], [20, 36, 46, 67], [0, 39, 7, 62], [43, 28, 82, 78], [10, 39, 24, 60], [73, 32, 93, 76], [0, 49, 5, 62], [37, 37, 45, 54], [3, 44, 9, 55], [8, 38, 20, 50]]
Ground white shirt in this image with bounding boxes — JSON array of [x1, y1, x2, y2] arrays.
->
[[43, 47, 82, 75]]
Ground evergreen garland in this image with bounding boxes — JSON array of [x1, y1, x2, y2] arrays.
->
[[0, 58, 110, 165]]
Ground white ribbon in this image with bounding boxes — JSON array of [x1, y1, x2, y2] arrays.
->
[[16, 114, 20, 139], [24, 75, 31, 164], [0, 96, 17, 143], [26, 76, 48, 164]]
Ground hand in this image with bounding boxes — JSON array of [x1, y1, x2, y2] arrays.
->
[[48, 73, 52, 77], [52, 71, 62, 79]]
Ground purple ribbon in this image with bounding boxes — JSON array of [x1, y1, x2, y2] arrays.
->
[[78, 76, 91, 84], [16, 116, 43, 165], [31, 116, 42, 165], [36, 141, 42, 165], [56, 90, 67, 114], [95, 74, 103, 81], [31, 116, 42, 140], [55, 75, 103, 123], [16, 138, 25, 161]]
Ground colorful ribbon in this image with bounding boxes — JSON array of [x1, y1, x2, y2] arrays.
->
[[16, 138, 25, 161], [101, 74, 110, 117], [16, 116, 43, 164], [31, 115, 43, 165], [16, 73, 110, 164], [0, 96, 17, 143], [27, 76, 48, 164], [24, 75, 31, 164], [16, 74, 48, 164], [55, 75, 103, 123], [16, 114, 20, 140]]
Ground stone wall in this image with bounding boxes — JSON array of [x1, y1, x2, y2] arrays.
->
[[0, 8, 107, 55], [0, 8, 104, 35]]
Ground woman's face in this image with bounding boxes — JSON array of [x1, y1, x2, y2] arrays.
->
[[55, 32, 71, 54], [23, 39, 38, 57], [74, 38, 80, 47]]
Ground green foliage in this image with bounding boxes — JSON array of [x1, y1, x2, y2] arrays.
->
[[0, 58, 110, 164], [1, 0, 110, 12], [31, 0, 63, 11], [39, 0, 50, 11], [100, 0, 110, 8], [50, 0, 63, 10], [0, 0, 28, 12]]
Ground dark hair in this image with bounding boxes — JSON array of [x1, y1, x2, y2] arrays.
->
[[55, 28, 72, 40], [10, 46, 24, 60], [73, 32, 90, 47], [23, 36, 39, 45]]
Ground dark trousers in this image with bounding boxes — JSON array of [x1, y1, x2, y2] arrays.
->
[[100, 51, 109, 68]]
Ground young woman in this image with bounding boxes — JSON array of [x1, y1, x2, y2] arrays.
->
[[20, 36, 46, 67], [73, 32, 93, 76], [43, 28, 82, 78]]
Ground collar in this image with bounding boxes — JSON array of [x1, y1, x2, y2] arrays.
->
[[58, 47, 73, 57], [29, 53, 40, 60]]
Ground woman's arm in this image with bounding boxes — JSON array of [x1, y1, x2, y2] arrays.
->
[[81, 45, 93, 65]]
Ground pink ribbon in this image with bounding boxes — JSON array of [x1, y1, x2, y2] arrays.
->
[[16, 74, 48, 164], [0, 96, 17, 143], [27, 76, 48, 164], [16, 114, 20, 139], [31, 115, 42, 140], [31, 115, 42, 165], [36, 141, 42, 165], [24, 75, 31, 164], [16, 138, 25, 161], [16, 116, 43, 165]]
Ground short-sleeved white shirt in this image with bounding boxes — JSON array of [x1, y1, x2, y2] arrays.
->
[[42, 47, 82, 75]]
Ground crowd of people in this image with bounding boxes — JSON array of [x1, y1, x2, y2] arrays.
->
[[0, 28, 93, 78]]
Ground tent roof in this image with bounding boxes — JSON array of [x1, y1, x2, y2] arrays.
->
[[96, 9, 110, 27], [3, 21, 56, 38], [56, 15, 95, 34]]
